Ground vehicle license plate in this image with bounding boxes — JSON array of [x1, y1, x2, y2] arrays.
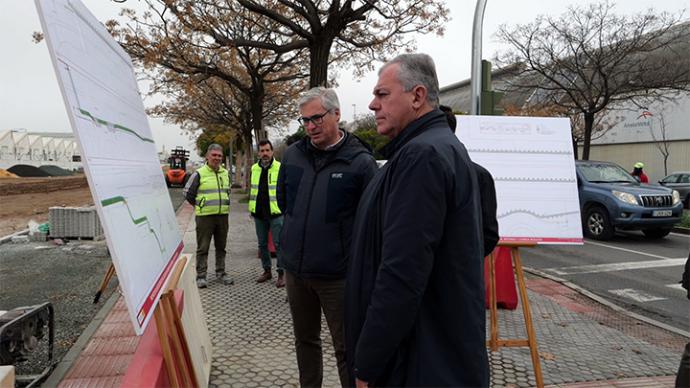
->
[[652, 210, 672, 217]]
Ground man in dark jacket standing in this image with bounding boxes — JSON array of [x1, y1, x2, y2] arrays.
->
[[277, 87, 378, 387], [345, 54, 489, 387]]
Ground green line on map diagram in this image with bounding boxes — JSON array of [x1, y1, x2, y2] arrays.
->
[[79, 108, 154, 143], [101, 196, 165, 252]]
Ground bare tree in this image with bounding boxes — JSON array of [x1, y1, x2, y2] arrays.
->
[[650, 111, 672, 176], [495, 1, 690, 160], [161, 0, 449, 87], [110, 1, 307, 150]]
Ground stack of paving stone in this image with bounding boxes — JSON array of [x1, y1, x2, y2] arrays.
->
[[49, 206, 103, 239]]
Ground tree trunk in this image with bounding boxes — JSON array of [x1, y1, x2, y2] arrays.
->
[[663, 154, 669, 176], [251, 86, 266, 142], [243, 131, 253, 190], [581, 112, 595, 161], [309, 39, 333, 88], [234, 149, 242, 188]]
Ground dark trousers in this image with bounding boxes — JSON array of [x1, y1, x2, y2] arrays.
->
[[285, 271, 349, 387], [195, 214, 228, 279], [678, 342, 690, 387], [253, 215, 284, 272]]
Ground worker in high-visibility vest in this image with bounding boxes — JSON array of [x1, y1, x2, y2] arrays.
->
[[183, 143, 233, 288], [248, 139, 284, 287]]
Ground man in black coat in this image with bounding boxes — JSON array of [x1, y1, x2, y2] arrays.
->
[[277, 87, 378, 387], [345, 54, 489, 387]]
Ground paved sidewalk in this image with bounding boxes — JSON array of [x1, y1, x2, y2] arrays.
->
[[187, 192, 687, 387]]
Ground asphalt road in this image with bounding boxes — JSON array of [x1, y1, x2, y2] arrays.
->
[[521, 230, 690, 332]]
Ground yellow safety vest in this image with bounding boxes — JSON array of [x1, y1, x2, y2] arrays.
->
[[248, 160, 281, 215], [195, 164, 230, 216]]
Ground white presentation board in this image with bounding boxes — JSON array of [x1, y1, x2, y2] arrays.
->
[[456, 115, 583, 244], [36, 0, 183, 334]]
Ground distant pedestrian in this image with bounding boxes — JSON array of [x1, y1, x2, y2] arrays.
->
[[345, 54, 489, 386], [183, 144, 233, 288], [277, 87, 378, 387], [631, 162, 649, 183], [440, 104, 499, 257], [248, 139, 285, 287], [676, 251, 690, 387]]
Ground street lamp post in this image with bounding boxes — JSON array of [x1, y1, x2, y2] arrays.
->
[[471, 0, 488, 115]]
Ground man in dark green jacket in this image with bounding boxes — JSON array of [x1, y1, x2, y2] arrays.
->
[[277, 87, 378, 387], [183, 144, 233, 288]]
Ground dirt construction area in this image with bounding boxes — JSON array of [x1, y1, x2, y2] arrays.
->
[[0, 176, 93, 236], [0, 177, 186, 379]]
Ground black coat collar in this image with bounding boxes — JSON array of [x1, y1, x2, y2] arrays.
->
[[380, 109, 448, 159]]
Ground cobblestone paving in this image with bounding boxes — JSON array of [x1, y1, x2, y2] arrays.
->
[[493, 291, 682, 387], [188, 198, 683, 387]]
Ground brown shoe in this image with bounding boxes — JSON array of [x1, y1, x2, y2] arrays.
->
[[275, 273, 285, 288], [256, 269, 272, 283]]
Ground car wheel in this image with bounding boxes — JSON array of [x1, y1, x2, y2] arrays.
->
[[165, 177, 171, 188], [642, 228, 671, 239], [584, 206, 614, 240], [685, 194, 690, 209]]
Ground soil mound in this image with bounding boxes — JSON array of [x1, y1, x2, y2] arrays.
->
[[39, 165, 73, 176], [0, 168, 18, 178], [8, 164, 50, 177]]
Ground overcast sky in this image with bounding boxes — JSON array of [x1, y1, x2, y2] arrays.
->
[[2, 0, 688, 155]]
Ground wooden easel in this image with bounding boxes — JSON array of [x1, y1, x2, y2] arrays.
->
[[154, 256, 198, 388], [486, 242, 544, 388], [93, 263, 116, 304]]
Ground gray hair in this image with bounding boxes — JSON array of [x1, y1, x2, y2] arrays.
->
[[380, 53, 440, 108], [297, 87, 340, 111], [206, 143, 223, 155]]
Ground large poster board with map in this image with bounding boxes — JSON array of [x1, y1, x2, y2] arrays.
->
[[456, 115, 583, 244], [36, 0, 183, 334]]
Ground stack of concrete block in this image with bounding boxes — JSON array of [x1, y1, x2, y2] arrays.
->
[[29, 231, 48, 242], [49, 206, 103, 239]]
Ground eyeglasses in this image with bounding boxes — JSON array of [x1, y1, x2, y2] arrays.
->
[[298, 110, 331, 126]]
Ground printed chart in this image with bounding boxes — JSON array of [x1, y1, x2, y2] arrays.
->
[[457, 115, 583, 244], [36, 0, 182, 334]]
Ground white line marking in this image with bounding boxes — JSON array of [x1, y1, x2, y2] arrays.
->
[[670, 232, 690, 238], [667, 283, 686, 292], [548, 258, 686, 275], [609, 288, 667, 303], [584, 240, 682, 260]]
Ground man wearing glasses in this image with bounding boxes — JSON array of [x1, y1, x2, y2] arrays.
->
[[277, 87, 378, 387]]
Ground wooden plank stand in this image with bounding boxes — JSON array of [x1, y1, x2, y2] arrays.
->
[[486, 242, 544, 388], [155, 256, 198, 388]]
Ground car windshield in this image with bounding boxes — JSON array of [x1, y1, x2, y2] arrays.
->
[[578, 163, 637, 183]]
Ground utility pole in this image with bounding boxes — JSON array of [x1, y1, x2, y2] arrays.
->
[[471, 0, 488, 115], [352, 104, 357, 121]]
